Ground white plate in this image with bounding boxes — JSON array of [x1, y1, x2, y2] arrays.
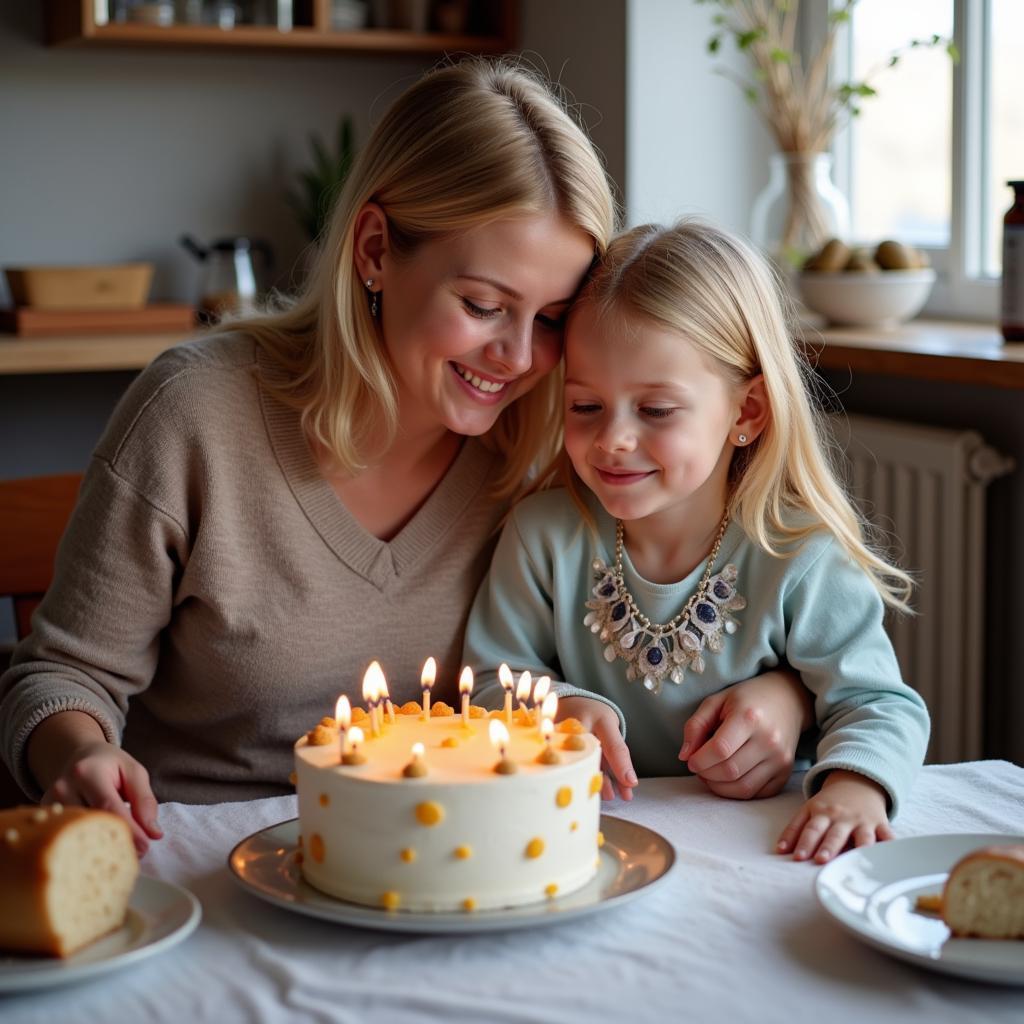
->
[[229, 814, 676, 934], [0, 876, 201, 993], [816, 832, 1024, 985]]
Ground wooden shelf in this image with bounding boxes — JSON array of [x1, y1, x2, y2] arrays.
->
[[45, 1, 516, 55], [0, 333, 190, 375], [802, 319, 1024, 391]]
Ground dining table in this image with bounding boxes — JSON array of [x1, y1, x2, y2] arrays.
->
[[2, 760, 1022, 1023]]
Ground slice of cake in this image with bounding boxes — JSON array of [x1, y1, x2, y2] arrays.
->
[[942, 843, 1024, 939], [294, 703, 603, 913], [0, 805, 140, 957]]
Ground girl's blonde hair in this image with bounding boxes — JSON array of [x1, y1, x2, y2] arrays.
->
[[237, 57, 616, 498], [549, 219, 914, 611]]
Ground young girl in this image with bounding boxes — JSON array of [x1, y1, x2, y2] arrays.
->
[[465, 219, 930, 864]]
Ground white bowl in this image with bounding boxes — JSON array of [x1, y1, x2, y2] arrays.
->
[[798, 268, 936, 327]]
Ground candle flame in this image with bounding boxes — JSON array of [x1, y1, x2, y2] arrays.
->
[[411, 742, 424, 758], [541, 692, 558, 721], [515, 671, 532, 703], [541, 716, 554, 740], [498, 663, 513, 691], [335, 695, 351, 729], [421, 657, 437, 689], [458, 665, 474, 696], [532, 675, 550, 706], [348, 725, 365, 747], [489, 719, 509, 749], [363, 660, 385, 703]]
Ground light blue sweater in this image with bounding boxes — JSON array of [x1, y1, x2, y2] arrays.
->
[[464, 488, 929, 817]]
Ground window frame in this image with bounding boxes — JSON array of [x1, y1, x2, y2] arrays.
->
[[809, 0, 1000, 322]]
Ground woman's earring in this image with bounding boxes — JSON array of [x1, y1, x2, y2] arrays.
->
[[364, 278, 379, 319], [737, 433, 748, 444]]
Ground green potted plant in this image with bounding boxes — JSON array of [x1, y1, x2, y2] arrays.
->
[[288, 115, 357, 243]]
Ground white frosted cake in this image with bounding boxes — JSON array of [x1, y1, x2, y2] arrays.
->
[[294, 704, 603, 913]]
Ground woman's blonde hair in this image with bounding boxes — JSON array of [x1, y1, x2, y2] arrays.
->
[[237, 57, 616, 498], [547, 219, 914, 611]]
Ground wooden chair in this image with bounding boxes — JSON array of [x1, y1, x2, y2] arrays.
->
[[0, 473, 82, 641], [0, 472, 83, 807]]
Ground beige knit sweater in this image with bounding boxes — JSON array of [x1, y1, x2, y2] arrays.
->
[[0, 334, 509, 803]]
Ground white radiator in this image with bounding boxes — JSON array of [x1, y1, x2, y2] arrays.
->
[[830, 414, 1014, 764]]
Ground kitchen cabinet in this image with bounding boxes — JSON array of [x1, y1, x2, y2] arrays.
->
[[45, 1, 516, 55]]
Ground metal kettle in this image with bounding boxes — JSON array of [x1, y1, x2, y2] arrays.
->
[[180, 235, 273, 323]]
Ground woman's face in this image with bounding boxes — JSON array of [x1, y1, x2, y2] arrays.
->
[[374, 212, 595, 439]]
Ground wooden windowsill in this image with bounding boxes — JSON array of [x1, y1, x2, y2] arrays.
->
[[803, 319, 1024, 390]]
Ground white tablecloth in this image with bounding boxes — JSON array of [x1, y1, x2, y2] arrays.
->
[[4, 762, 1023, 1023]]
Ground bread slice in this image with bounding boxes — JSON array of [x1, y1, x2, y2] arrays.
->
[[942, 843, 1024, 940], [0, 805, 139, 957]]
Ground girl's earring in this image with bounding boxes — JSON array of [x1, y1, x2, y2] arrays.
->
[[364, 278, 379, 319], [737, 434, 748, 445]]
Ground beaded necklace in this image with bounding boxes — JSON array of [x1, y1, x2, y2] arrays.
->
[[583, 513, 746, 694]]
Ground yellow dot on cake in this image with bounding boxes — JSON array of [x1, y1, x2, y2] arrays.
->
[[597, 831, 605, 848], [570, 821, 579, 832], [319, 793, 330, 807], [526, 837, 545, 859], [310, 833, 325, 863], [556, 786, 573, 808], [441, 737, 460, 748], [400, 847, 416, 863], [454, 844, 473, 860], [462, 897, 477, 912], [589, 773, 602, 796], [381, 890, 401, 911], [545, 883, 558, 899], [415, 801, 445, 826]]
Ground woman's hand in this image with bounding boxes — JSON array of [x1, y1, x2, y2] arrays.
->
[[557, 696, 638, 801], [28, 711, 162, 857], [777, 769, 892, 863], [678, 668, 812, 800]]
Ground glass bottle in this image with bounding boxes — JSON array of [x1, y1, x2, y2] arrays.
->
[[1002, 180, 1024, 342], [750, 152, 850, 273]]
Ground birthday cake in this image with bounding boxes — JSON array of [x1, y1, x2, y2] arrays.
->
[[293, 680, 603, 913]]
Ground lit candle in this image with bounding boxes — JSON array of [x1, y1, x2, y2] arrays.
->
[[532, 675, 551, 728], [335, 694, 351, 764], [380, 674, 396, 725], [421, 657, 436, 721], [342, 725, 366, 766], [459, 666, 474, 728], [536, 716, 561, 765], [402, 741, 427, 778], [363, 661, 386, 738], [489, 719, 517, 775], [541, 691, 558, 729], [498, 663, 514, 726], [515, 671, 532, 724]]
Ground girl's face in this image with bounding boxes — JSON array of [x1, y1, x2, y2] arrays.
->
[[564, 302, 746, 528], [374, 212, 594, 439]]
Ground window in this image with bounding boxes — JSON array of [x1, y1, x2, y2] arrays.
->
[[820, 0, 1022, 320]]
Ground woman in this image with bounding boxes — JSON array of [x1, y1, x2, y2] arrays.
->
[[0, 59, 807, 854]]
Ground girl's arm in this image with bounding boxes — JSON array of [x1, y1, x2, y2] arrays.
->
[[778, 538, 930, 861], [464, 510, 638, 800], [680, 667, 813, 799]]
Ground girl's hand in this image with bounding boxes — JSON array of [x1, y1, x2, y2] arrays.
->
[[777, 769, 892, 864], [557, 696, 638, 801], [679, 669, 812, 799], [43, 740, 162, 858]]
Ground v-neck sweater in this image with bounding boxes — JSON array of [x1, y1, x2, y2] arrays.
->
[[0, 333, 509, 803]]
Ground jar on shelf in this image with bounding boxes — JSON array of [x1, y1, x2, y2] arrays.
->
[[1002, 180, 1024, 342], [749, 151, 850, 272]]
